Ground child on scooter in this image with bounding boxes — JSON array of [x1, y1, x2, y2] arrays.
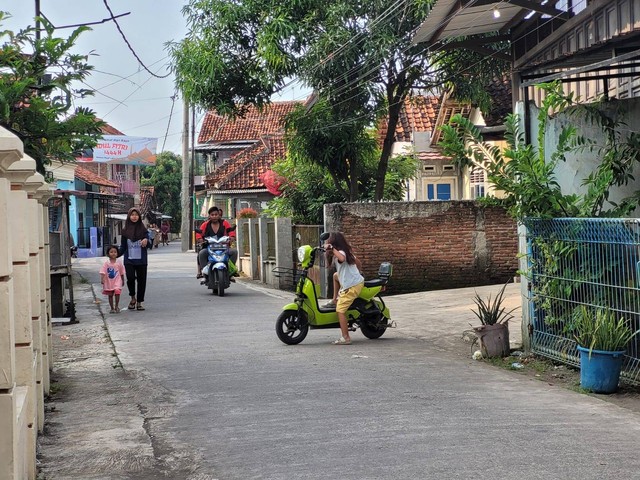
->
[[100, 245, 126, 313], [324, 232, 364, 345]]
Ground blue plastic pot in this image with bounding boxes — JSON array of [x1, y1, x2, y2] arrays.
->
[[577, 345, 625, 394]]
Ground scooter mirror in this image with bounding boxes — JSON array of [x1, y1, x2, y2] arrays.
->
[[319, 232, 330, 242]]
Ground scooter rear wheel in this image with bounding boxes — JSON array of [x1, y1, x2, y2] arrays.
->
[[360, 317, 388, 339], [276, 310, 309, 345]]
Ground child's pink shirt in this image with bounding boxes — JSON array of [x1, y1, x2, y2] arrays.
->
[[100, 259, 125, 291]]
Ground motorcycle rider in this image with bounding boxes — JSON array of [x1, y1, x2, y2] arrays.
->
[[197, 206, 238, 279]]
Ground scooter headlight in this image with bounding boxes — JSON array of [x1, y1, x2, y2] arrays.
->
[[297, 245, 312, 266]]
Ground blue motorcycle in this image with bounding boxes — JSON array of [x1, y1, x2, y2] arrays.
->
[[197, 225, 237, 296]]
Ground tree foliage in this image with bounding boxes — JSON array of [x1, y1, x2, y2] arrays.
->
[[0, 12, 104, 173], [264, 141, 418, 224], [170, 0, 509, 200], [140, 152, 183, 230]]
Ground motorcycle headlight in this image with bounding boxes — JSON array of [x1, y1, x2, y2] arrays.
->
[[297, 246, 307, 262]]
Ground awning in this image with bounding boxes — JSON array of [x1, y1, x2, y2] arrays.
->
[[412, 0, 567, 46], [54, 189, 117, 198]]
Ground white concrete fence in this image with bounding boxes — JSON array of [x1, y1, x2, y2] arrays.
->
[[0, 127, 54, 479]]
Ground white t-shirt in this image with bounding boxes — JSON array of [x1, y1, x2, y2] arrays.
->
[[335, 250, 364, 291]]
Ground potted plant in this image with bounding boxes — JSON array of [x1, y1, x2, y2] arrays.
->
[[572, 306, 639, 394], [471, 283, 518, 358]]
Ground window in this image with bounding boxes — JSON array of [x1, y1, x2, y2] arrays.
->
[[425, 182, 452, 200]]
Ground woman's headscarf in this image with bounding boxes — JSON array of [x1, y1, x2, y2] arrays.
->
[[121, 207, 148, 241]]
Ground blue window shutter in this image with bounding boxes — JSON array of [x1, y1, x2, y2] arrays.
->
[[427, 184, 434, 200], [437, 184, 451, 200]]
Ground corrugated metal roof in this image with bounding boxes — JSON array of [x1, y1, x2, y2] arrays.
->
[[413, 0, 523, 45]]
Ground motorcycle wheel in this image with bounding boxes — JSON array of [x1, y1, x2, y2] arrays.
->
[[215, 270, 225, 297], [208, 269, 216, 295], [276, 310, 309, 345], [360, 317, 388, 339]]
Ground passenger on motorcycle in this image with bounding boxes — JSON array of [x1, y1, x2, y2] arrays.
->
[[197, 207, 238, 278]]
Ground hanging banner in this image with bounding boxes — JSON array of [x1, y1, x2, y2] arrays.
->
[[80, 136, 158, 165]]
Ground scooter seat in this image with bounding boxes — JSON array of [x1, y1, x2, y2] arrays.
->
[[364, 278, 385, 288]]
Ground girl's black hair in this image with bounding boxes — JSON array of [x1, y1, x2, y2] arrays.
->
[[106, 245, 119, 256], [325, 232, 357, 265]]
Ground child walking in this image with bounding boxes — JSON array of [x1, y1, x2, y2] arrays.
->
[[100, 245, 126, 313]]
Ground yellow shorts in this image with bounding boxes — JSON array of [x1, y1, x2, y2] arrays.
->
[[336, 282, 364, 313]]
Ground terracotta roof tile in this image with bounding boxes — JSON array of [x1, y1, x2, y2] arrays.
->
[[205, 135, 287, 191], [416, 148, 452, 162], [378, 95, 441, 145], [483, 75, 512, 127], [198, 101, 302, 145], [97, 120, 125, 136], [75, 166, 119, 188]]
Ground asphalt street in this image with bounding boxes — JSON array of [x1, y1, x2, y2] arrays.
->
[[48, 243, 640, 480]]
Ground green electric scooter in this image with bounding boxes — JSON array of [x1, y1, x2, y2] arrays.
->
[[276, 234, 393, 345]]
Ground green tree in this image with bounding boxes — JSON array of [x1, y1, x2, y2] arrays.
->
[[169, 0, 508, 200], [265, 141, 418, 224], [0, 13, 104, 173], [141, 152, 183, 230]]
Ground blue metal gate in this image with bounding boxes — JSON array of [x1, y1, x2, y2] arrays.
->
[[524, 218, 640, 384]]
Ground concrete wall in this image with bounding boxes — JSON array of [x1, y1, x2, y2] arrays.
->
[[528, 97, 640, 216], [0, 127, 53, 479], [324, 201, 518, 295]]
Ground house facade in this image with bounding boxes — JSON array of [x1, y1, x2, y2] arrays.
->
[[381, 90, 509, 201], [195, 101, 300, 217]]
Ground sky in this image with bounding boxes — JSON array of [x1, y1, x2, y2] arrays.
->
[[5, 0, 307, 155]]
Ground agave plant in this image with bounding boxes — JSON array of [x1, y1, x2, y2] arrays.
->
[[471, 283, 518, 326], [573, 306, 640, 353]]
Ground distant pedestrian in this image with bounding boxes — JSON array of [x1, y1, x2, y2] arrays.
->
[[148, 223, 159, 249], [160, 221, 170, 246], [119, 207, 151, 311], [100, 245, 125, 313]]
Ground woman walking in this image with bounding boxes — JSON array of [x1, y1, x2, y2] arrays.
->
[[119, 207, 150, 311]]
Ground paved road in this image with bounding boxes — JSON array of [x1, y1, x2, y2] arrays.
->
[[69, 244, 640, 480]]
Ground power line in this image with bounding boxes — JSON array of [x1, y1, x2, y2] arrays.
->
[[102, 0, 171, 79]]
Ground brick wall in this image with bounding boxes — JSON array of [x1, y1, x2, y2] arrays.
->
[[324, 201, 518, 294]]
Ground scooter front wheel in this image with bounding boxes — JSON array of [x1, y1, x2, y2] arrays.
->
[[276, 310, 309, 345]]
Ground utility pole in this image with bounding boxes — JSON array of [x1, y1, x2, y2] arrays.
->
[[181, 99, 190, 252], [189, 106, 196, 250], [35, 0, 41, 40]]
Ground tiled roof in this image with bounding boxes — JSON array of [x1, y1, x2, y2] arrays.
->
[[378, 95, 440, 144], [430, 100, 472, 146], [205, 135, 287, 190], [197, 101, 302, 144], [75, 166, 118, 188], [97, 120, 125, 136], [417, 148, 452, 162], [483, 75, 513, 127]]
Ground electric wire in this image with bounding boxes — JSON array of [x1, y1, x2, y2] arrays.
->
[[286, 0, 582, 135], [101, 0, 171, 79]]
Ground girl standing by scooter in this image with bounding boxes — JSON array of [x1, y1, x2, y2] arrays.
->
[[324, 232, 364, 345]]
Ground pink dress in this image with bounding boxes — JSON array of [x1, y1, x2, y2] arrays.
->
[[100, 259, 125, 295]]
